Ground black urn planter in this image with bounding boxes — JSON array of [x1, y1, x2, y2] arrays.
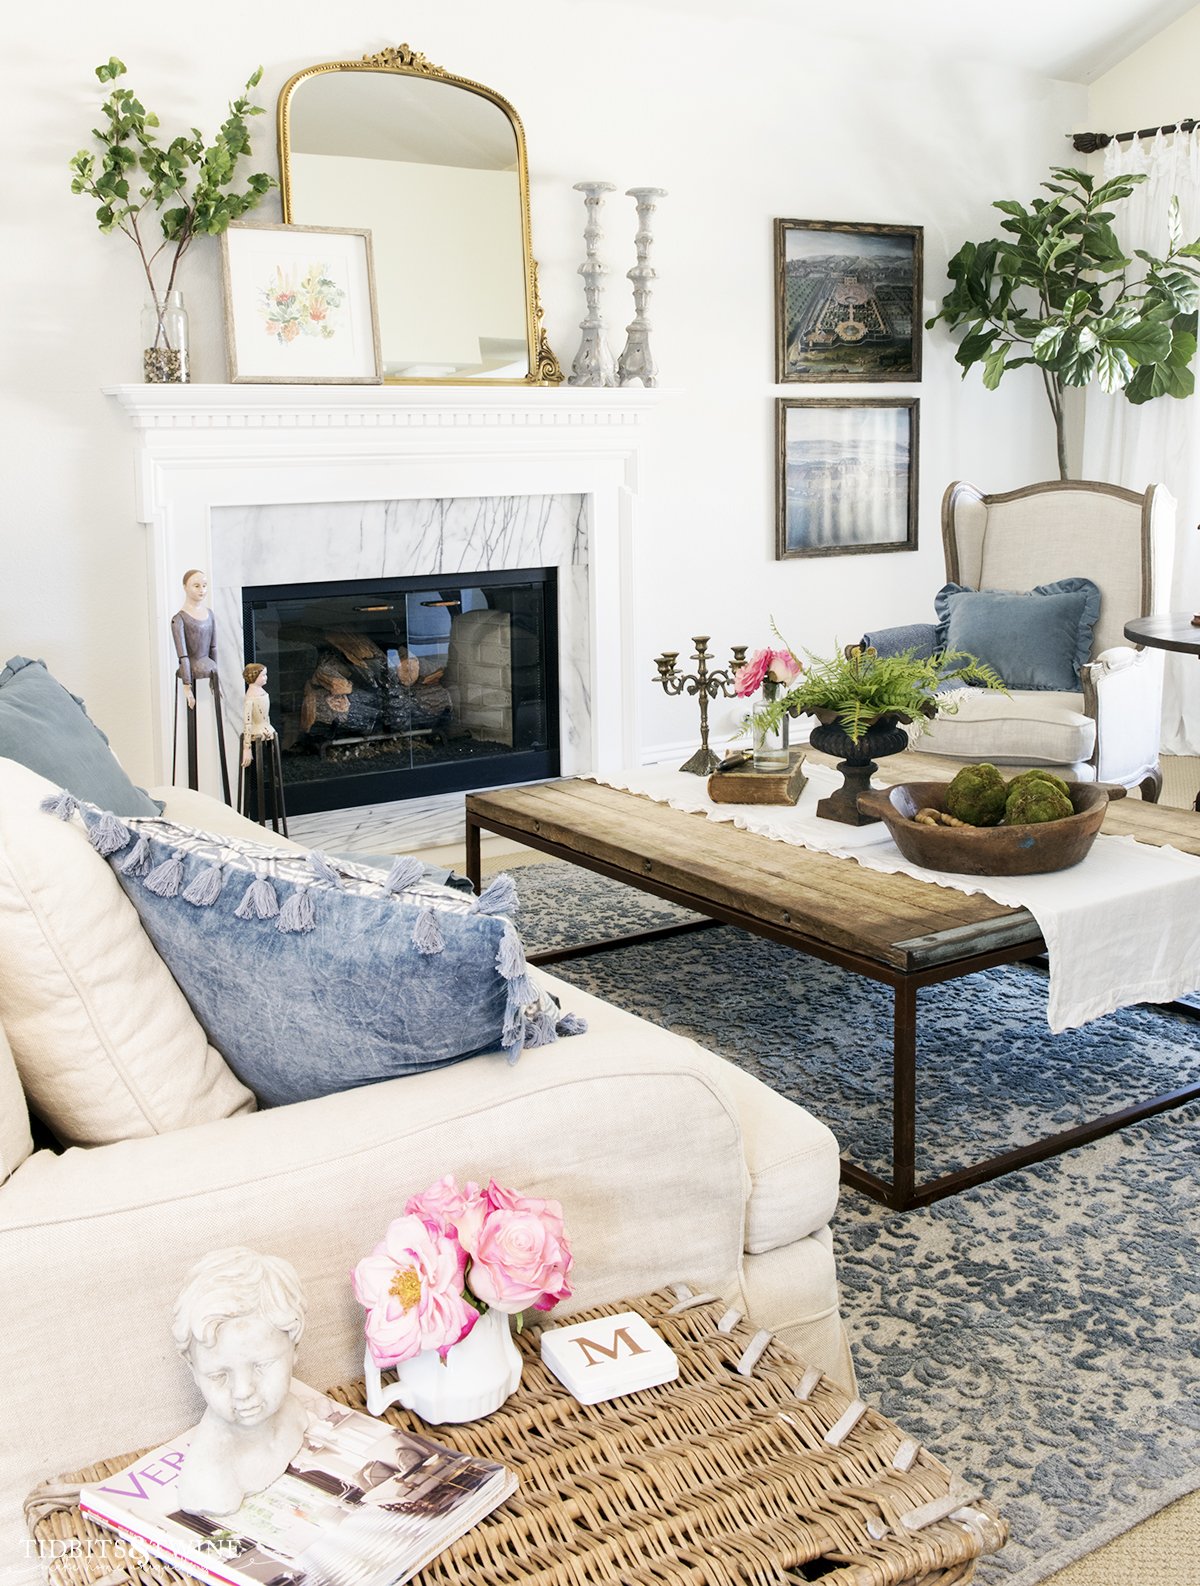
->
[[806, 713, 911, 825]]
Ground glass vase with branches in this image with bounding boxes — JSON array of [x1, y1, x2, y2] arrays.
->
[[69, 57, 275, 380]]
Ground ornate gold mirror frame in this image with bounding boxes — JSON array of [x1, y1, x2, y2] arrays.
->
[[278, 45, 561, 385]]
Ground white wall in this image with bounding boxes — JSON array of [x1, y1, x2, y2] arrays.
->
[[1086, 3, 1200, 132], [0, 1, 1083, 776]]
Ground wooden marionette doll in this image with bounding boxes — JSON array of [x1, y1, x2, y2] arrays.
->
[[170, 569, 231, 802]]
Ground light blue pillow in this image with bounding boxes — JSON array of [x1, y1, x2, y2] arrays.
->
[[41, 798, 584, 1107], [933, 579, 1101, 691], [0, 656, 161, 816]]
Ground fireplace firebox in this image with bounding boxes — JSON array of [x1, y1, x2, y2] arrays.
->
[[242, 569, 559, 815]]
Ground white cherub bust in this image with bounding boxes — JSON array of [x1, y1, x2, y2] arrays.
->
[[172, 1247, 309, 1516]]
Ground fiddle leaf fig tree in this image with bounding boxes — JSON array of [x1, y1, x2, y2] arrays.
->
[[69, 58, 275, 363], [927, 166, 1200, 478]]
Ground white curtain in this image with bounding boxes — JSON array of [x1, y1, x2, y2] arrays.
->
[[1081, 131, 1200, 755]]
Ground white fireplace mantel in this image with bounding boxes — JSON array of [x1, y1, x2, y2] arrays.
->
[[107, 384, 662, 805]]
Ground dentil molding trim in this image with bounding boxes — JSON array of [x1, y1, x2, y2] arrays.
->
[[104, 383, 663, 431]]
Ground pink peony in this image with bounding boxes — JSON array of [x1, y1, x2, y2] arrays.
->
[[734, 647, 800, 698], [403, 1173, 481, 1234], [456, 1179, 574, 1315], [351, 1213, 479, 1366]]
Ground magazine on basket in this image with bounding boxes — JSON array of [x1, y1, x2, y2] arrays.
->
[[79, 1380, 517, 1586]]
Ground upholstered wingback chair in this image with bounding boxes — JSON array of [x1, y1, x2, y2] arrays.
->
[[867, 480, 1175, 799]]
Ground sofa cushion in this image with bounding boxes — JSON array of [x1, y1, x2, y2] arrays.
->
[[0, 657, 161, 816], [934, 579, 1101, 691], [70, 804, 581, 1107], [0, 758, 255, 1145], [0, 1024, 32, 1184], [918, 687, 1097, 766], [0, 967, 845, 1540]]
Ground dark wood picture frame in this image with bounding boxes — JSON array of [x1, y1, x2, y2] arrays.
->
[[775, 219, 923, 383], [776, 397, 919, 560]]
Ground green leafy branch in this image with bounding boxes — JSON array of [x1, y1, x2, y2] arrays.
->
[[926, 166, 1200, 478], [68, 57, 275, 321], [752, 640, 1004, 745]]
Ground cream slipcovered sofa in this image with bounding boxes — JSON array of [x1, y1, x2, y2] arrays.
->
[[0, 762, 851, 1586]]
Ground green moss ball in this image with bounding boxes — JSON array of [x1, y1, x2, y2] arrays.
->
[[945, 763, 1008, 826], [1006, 768, 1072, 802], [1004, 779, 1075, 825]]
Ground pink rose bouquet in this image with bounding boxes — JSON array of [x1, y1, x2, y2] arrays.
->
[[351, 1213, 479, 1367], [352, 1174, 573, 1370], [734, 646, 801, 700]]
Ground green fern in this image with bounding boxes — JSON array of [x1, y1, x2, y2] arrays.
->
[[752, 642, 1005, 744]]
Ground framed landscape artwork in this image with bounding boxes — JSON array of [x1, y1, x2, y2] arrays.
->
[[775, 219, 923, 382], [776, 398, 919, 560], [221, 222, 383, 384]]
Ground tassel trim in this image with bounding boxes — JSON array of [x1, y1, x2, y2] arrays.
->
[[386, 855, 426, 894], [182, 863, 225, 907], [116, 833, 151, 876], [523, 1006, 561, 1048], [87, 810, 132, 858], [235, 874, 279, 920], [475, 872, 518, 917], [39, 790, 79, 821], [277, 887, 316, 934], [411, 906, 445, 955], [495, 922, 527, 980], [556, 1010, 588, 1037], [307, 851, 344, 887], [143, 851, 184, 898]]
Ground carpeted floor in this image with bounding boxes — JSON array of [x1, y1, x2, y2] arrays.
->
[[509, 860, 1200, 1586]]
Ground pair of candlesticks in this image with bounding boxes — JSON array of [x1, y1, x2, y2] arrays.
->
[[568, 182, 666, 388], [653, 637, 750, 776]]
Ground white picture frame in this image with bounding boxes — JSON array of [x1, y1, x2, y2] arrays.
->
[[220, 222, 383, 384]]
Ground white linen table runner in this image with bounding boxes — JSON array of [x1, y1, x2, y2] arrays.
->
[[596, 761, 1200, 1032]]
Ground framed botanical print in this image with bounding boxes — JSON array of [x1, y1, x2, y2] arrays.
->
[[221, 222, 383, 384], [776, 397, 919, 560], [775, 219, 923, 383]]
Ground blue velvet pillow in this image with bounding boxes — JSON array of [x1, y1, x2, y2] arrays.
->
[[933, 579, 1101, 691], [0, 656, 161, 816], [42, 798, 584, 1107]]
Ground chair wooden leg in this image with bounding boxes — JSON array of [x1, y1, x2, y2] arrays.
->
[[1139, 768, 1163, 804]]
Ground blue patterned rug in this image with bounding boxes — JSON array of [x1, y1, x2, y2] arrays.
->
[[512, 860, 1200, 1586]]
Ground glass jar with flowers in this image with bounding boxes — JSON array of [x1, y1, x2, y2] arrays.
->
[[734, 647, 803, 770], [352, 1175, 573, 1425], [745, 635, 1004, 823]]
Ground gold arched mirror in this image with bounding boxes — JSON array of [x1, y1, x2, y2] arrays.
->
[[278, 46, 560, 384]]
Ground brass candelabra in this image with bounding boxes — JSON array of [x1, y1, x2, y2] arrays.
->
[[653, 637, 748, 775]]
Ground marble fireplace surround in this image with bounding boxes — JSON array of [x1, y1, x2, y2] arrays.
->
[[107, 385, 660, 843]]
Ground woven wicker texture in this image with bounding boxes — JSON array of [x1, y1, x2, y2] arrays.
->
[[27, 1288, 1006, 1586]]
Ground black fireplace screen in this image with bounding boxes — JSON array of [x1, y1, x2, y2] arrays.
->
[[242, 569, 558, 815]]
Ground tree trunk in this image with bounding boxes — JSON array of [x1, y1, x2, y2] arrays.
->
[[1054, 408, 1068, 481]]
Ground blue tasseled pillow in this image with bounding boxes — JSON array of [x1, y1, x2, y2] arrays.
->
[[40, 792, 584, 1107]]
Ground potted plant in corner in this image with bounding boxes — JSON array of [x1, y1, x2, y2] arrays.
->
[[69, 58, 276, 382], [748, 640, 1003, 825], [927, 165, 1200, 479]]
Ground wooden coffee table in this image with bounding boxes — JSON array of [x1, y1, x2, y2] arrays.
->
[[466, 778, 1200, 1210]]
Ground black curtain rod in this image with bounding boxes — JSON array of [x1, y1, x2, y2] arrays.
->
[[1072, 118, 1198, 153]]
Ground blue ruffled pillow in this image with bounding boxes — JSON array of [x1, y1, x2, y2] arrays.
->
[[0, 657, 161, 816], [39, 793, 584, 1107], [933, 578, 1101, 691]]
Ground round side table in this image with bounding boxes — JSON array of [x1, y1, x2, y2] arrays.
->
[[1123, 612, 1200, 811]]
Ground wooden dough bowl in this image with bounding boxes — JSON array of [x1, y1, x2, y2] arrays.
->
[[856, 780, 1115, 876]]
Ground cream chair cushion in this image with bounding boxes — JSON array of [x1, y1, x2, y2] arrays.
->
[[0, 758, 254, 1144], [0, 1024, 32, 1184], [917, 688, 1097, 767]]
